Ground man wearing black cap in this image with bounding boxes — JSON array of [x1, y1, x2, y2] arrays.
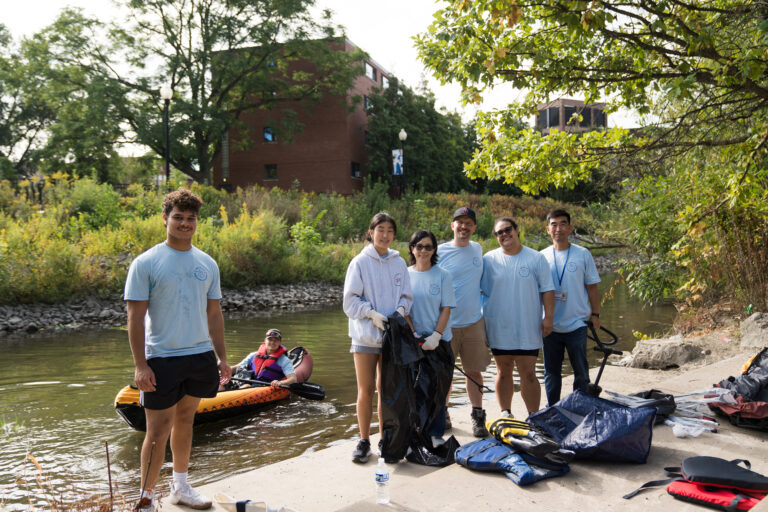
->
[[437, 206, 491, 437]]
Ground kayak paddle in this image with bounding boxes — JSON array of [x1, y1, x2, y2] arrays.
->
[[229, 377, 325, 401]]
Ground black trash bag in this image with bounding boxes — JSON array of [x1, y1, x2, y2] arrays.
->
[[630, 389, 676, 424], [406, 338, 459, 466], [380, 313, 423, 462], [527, 390, 656, 463], [380, 313, 459, 465]]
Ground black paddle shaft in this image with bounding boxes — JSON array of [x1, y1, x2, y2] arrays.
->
[[229, 377, 326, 401]]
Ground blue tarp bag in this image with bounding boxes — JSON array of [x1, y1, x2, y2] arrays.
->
[[527, 390, 656, 463], [455, 438, 569, 486]]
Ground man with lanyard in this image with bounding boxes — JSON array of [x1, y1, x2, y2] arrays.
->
[[125, 188, 231, 511], [540, 209, 601, 407], [437, 206, 492, 437]]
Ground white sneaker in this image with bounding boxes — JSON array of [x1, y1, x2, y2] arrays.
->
[[169, 482, 212, 509], [134, 497, 154, 512]]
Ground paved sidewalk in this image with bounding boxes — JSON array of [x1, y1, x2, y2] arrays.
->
[[162, 351, 768, 512]]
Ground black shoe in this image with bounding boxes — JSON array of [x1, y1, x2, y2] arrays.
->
[[352, 439, 371, 463], [471, 408, 489, 438]]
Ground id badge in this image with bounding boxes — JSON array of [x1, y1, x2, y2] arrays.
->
[[555, 291, 567, 302]]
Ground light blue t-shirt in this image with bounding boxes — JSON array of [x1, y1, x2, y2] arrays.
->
[[436, 241, 483, 328], [481, 246, 555, 350], [541, 243, 601, 333], [408, 265, 456, 341], [237, 351, 295, 376], [124, 242, 222, 359]]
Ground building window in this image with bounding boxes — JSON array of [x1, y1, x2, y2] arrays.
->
[[564, 106, 578, 125], [351, 162, 361, 178], [364, 130, 369, 146], [364, 62, 377, 82], [548, 107, 559, 127], [382, 75, 390, 88], [593, 109, 606, 127], [263, 127, 277, 143], [264, 164, 277, 181], [537, 110, 548, 130], [364, 95, 373, 111], [580, 108, 592, 127]]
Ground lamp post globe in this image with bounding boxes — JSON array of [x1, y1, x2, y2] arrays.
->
[[398, 128, 407, 142], [160, 84, 173, 190]]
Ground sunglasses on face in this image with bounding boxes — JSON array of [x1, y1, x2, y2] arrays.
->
[[414, 244, 435, 251], [494, 226, 515, 237]]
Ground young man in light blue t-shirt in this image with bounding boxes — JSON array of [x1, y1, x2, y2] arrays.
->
[[437, 206, 492, 437], [540, 209, 601, 406], [124, 189, 231, 512]]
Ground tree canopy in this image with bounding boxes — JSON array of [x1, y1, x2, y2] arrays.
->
[[416, 0, 768, 189], [27, 0, 363, 184]]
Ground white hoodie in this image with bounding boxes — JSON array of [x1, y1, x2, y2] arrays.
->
[[343, 244, 413, 348]]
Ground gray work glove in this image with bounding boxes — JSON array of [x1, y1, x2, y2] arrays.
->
[[367, 309, 388, 331], [422, 331, 441, 351]]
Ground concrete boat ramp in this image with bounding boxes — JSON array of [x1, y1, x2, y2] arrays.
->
[[162, 352, 768, 512]]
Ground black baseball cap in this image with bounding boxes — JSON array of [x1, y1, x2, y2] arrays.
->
[[265, 328, 282, 340], [452, 206, 476, 223]]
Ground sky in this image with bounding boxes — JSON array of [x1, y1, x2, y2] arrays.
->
[[2, 0, 631, 126]]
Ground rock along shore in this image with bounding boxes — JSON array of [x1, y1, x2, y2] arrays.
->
[[0, 282, 343, 339]]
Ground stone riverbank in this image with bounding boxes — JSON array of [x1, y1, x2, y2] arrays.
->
[[0, 282, 343, 339]]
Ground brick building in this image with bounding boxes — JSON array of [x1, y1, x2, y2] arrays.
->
[[214, 40, 390, 194], [536, 98, 607, 135]]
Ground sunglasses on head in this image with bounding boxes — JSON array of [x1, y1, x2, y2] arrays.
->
[[414, 243, 434, 251], [494, 226, 515, 237]]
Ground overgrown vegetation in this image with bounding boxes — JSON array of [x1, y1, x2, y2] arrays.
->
[[0, 175, 589, 305]]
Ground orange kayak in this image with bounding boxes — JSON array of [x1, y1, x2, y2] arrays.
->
[[114, 384, 290, 431]]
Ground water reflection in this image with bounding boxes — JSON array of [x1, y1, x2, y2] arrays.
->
[[0, 274, 675, 508]]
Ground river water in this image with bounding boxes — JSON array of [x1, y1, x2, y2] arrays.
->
[[0, 275, 675, 509]]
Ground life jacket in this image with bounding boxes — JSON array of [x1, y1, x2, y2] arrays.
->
[[250, 343, 288, 382]]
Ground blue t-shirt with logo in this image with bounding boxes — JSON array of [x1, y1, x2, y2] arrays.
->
[[124, 242, 222, 359], [481, 246, 555, 350], [541, 243, 601, 333], [408, 265, 456, 341], [436, 241, 483, 328]]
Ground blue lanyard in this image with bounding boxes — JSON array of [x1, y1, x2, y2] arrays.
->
[[553, 246, 571, 288]]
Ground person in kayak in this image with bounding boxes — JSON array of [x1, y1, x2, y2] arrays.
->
[[343, 212, 413, 464], [226, 328, 297, 389], [124, 188, 231, 512]]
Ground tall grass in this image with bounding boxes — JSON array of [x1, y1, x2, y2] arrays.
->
[[0, 175, 593, 305]]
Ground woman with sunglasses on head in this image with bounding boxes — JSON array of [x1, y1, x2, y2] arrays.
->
[[407, 230, 456, 445], [480, 218, 555, 417], [343, 212, 413, 464]]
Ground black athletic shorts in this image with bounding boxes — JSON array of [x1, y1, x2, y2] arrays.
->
[[491, 348, 540, 357], [140, 351, 219, 410]]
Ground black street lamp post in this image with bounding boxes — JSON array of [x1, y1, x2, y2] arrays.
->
[[398, 128, 407, 196], [160, 84, 173, 190]]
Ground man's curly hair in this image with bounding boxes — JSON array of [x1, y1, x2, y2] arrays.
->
[[162, 188, 203, 216]]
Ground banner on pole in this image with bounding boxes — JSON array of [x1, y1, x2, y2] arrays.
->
[[392, 149, 403, 175]]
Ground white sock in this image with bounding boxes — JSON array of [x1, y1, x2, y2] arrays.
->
[[172, 471, 188, 488], [140, 489, 153, 500]]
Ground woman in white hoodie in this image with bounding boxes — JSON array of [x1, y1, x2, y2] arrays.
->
[[343, 212, 413, 463]]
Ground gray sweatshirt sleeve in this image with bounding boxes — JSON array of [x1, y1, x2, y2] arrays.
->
[[396, 258, 414, 314], [343, 257, 373, 319]]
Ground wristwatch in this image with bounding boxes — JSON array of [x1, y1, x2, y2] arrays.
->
[[590, 312, 600, 317]]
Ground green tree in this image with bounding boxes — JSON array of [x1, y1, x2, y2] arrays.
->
[[38, 1, 364, 185], [365, 80, 477, 192], [416, 1, 768, 307]]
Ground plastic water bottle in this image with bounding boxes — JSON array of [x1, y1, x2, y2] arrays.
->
[[374, 457, 390, 504]]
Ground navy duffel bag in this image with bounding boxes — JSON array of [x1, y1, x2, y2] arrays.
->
[[527, 390, 656, 463]]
